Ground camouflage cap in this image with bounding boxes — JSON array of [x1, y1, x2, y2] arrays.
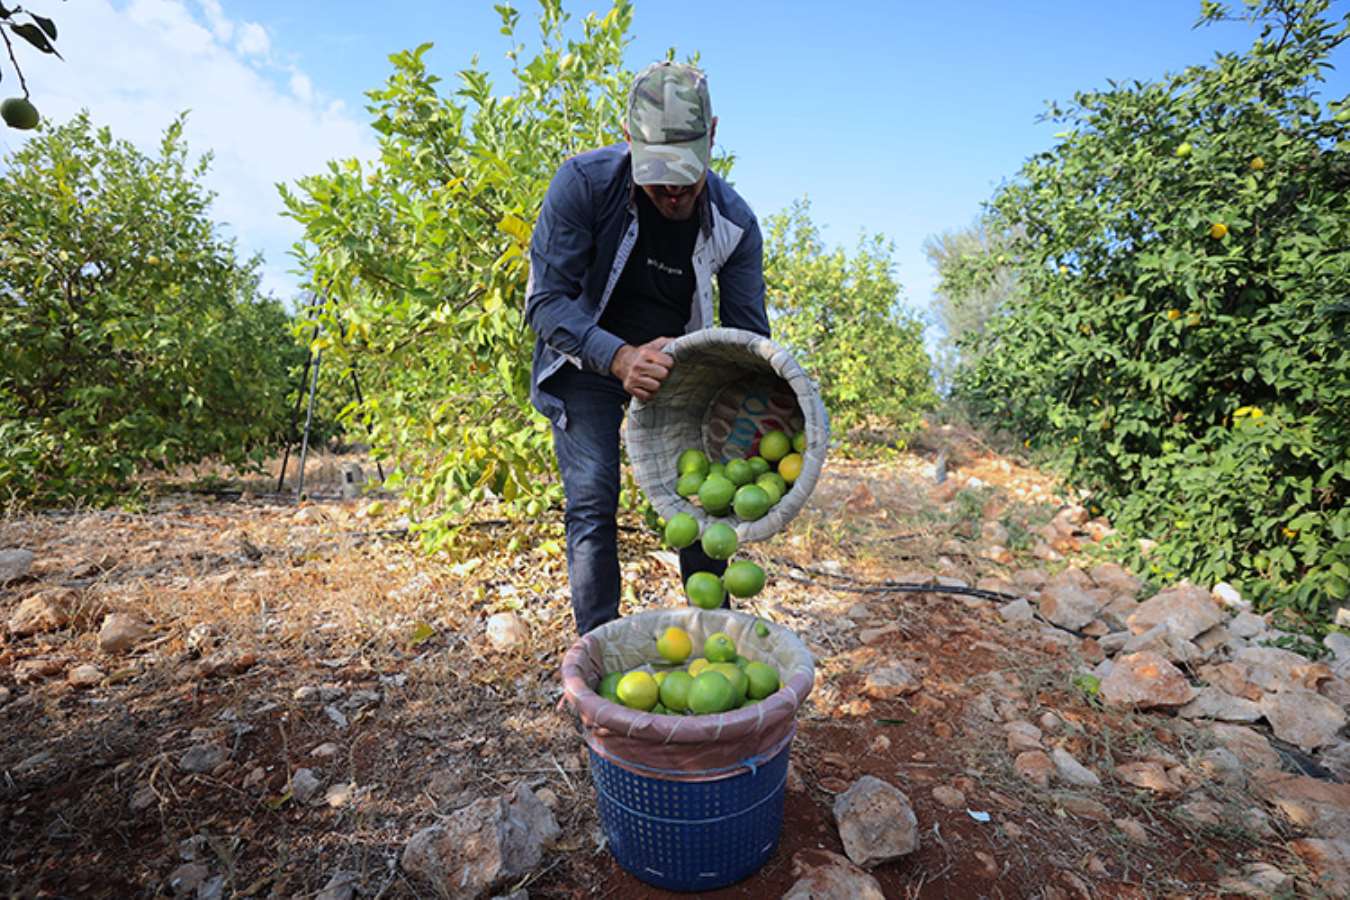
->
[[627, 62, 712, 187]]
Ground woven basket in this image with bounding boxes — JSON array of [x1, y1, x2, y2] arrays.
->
[[626, 327, 829, 543]]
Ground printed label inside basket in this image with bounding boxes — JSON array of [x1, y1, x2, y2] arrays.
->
[[703, 378, 804, 461]]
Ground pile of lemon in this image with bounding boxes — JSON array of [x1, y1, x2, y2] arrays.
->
[[597, 625, 781, 715], [672, 429, 806, 523]]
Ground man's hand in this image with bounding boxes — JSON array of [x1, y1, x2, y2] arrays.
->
[[610, 336, 675, 401]]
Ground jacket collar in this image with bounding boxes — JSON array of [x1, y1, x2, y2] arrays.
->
[[624, 147, 713, 237]]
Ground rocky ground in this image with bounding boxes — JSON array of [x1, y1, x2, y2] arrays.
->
[[2, 429, 1349, 899]]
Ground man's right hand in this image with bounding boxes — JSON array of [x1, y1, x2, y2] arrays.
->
[[610, 336, 675, 401]]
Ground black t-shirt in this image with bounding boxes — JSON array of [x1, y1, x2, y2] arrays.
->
[[597, 188, 699, 348]]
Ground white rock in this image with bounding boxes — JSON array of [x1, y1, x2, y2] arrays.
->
[[1037, 583, 1102, 631], [1211, 582, 1248, 610], [324, 782, 354, 808], [1051, 747, 1101, 787], [782, 849, 886, 900], [999, 598, 1034, 624], [178, 744, 226, 774], [8, 590, 74, 637], [1217, 862, 1291, 897], [1229, 612, 1267, 640], [862, 664, 920, 699], [291, 768, 323, 804], [312, 742, 341, 759], [486, 612, 529, 650], [1126, 583, 1223, 641], [66, 664, 105, 688], [1261, 688, 1348, 751], [402, 784, 560, 897], [315, 871, 358, 900], [99, 612, 152, 654], [832, 775, 919, 867], [1100, 652, 1195, 708], [1177, 686, 1262, 723], [0, 548, 34, 585]]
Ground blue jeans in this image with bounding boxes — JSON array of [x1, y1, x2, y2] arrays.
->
[[547, 365, 728, 635]]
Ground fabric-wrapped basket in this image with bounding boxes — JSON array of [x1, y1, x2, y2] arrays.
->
[[625, 327, 829, 543]]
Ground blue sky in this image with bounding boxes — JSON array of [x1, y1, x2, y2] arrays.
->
[[5, 0, 1349, 343]]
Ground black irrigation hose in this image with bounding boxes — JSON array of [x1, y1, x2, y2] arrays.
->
[[769, 558, 1026, 604]]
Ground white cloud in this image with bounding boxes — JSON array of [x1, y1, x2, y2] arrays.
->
[[234, 20, 270, 58], [0, 0, 375, 302], [289, 71, 313, 103]]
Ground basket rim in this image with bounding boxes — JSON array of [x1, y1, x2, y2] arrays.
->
[[625, 327, 829, 544]]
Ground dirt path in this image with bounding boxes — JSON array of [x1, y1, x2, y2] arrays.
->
[[0, 438, 1342, 897]]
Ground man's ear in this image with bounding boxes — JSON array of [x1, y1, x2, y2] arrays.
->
[[709, 117, 718, 150]]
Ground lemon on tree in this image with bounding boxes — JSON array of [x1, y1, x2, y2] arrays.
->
[[698, 475, 736, 515], [688, 671, 734, 714], [759, 430, 791, 463], [685, 571, 725, 609], [657, 626, 693, 663], [723, 560, 766, 597], [1, 97, 39, 131], [744, 661, 780, 699], [733, 484, 771, 521], [659, 670, 694, 711], [664, 512, 700, 549], [701, 522, 738, 560], [704, 631, 737, 663], [616, 671, 659, 711]]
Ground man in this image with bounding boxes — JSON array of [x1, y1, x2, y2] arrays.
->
[[525, 61, 770, 635]]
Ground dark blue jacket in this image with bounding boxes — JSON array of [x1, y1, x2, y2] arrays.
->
[[526, 143, 769, 428]]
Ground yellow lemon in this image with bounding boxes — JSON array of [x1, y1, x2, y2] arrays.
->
[[616, 671, 659, 711], [687, 658, 710, 678], [777, 453, 803, 483], [657, 626, 693, 664], [1167, 309, 1181, 321], [1250, 156, 1265, 170], [1209, 222, 1228, 239]]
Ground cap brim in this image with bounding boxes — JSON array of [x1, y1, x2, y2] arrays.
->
[[631, 136, 709, 186]]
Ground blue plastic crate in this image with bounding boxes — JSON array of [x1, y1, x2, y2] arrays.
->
[[587, 739, 792, 892]]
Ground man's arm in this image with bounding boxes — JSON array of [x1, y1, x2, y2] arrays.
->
[[716, 214, 770, 337], [525, 162, 626, 375]]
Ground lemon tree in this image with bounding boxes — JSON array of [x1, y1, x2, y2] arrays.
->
[[764, 199, 937, 446], [951, 0, 1350, 623], [0, 114, 298, 504]]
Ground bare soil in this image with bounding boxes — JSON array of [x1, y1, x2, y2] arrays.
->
[[0, 431, 1320, 898]]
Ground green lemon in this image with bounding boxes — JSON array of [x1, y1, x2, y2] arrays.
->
[[724, 458, 753, 486], [708, 462, 726, 480], [698, 475, 736, 515], [1, 97, 39, 131], [652, 702, 669, 715], [747, 456, 770, 477], [675, 471, 704, 498], [598, 671, 622, 702], [792, 432, 806, 454], [659, 670, 694, 711], [733, 484, 771, 521], [677, 448, 709, 478], [664, 512, 700, 549], [708, 662, 748, 706], [723, 560, 766, 598], [756, 479, 783, 506], [685, 572, 725, 609], [616, 671, 659, 711], [688, 671, 734, 715], [704, 631, 737, 663], [754, 619, 771, 639], [756, 472, 787, 498], [759, 430, 791, 463], [744, 661, 780, 699], [701, 522, 738, 560]]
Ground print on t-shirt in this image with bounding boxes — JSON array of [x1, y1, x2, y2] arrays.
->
[[598, 189, 700, 347]]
